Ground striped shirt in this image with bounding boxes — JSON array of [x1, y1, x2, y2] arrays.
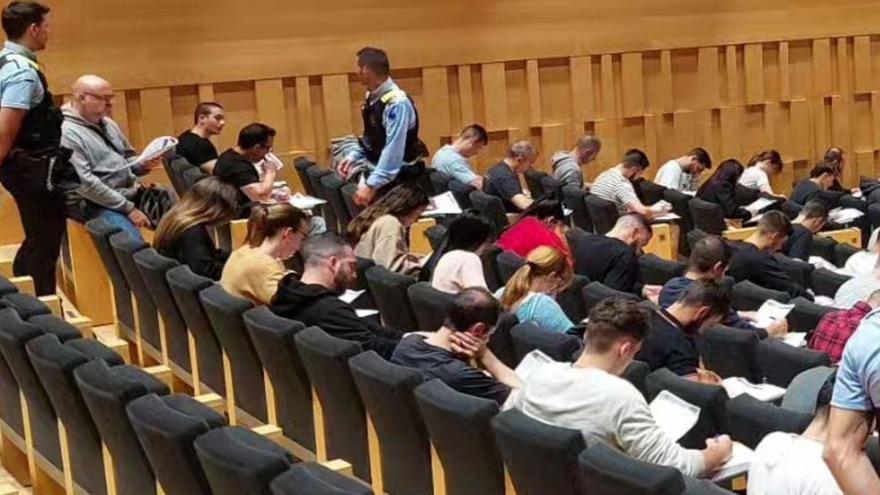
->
[[591, 167, 640, 214]]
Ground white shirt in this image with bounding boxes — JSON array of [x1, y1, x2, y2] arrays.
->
[[503, 362, 706, 477], [591, 167, 641, 214], [739, 166, 771, 192], [655, 160, 688, 191], [430, 250, 487, 294], [843, 251, 878, 277], [747, 432, 842, 495], [835, 273, 880, 309]]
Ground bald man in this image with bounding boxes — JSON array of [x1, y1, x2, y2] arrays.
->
[[61, 75, 162, 239]]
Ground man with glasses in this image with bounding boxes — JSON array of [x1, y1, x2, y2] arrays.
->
[[61, 74, 164, 239], [213, 122, 280, 217], [271, 232, 401, 359], [0, 2, 68, 295]]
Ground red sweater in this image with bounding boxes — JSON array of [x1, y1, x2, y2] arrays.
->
[[496, 217, 572, 264]]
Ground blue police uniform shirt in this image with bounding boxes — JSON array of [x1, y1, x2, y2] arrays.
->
[[0, 41, 43, 111]]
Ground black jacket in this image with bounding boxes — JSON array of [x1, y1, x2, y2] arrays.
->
[[697, 181, 751, 220], [158, 224, 228, 281], [728, 242, 812, 299], [270, 274, 400, 359]]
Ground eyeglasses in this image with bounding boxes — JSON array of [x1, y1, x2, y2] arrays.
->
[[84, 92, 114, 103]]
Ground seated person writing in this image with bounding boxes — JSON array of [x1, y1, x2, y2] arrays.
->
[[496, 199, 572, 265], [61, 74, 165, 239], [421, 211, 492, 294], [220, 203, 309, 305], [727, 211, 812, 300], [791, 164, 835, 206], [348, 184, 429, 276], [783, 200, 828, 261], [177, 102, 225, 174], [696, 159, 752, 221], [654, 147, 712, 193], [430, 124, 487, 190], [591, 148, 668, 219], [271, 233, 400, 359], [391, 287, 521, 406], [213, 122, 281, 215], [505, 298, 733, 478], [153, 177, 238, 280], [636, 280, 730, 383], [485, 140, 538, 212], [496, 246, 575, 334], [738, 149, 785, 198], [550, 135, 601, 189]]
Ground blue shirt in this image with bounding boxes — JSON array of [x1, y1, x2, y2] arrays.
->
[[495, 288, 574, 333], [0, 41, 42, 110], [832, 308, 880, 415], [349, 78, 417, 189], [431, 144, 477, 184]]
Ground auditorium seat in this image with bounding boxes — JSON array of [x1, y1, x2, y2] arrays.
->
[[341, 182, 364, 220], [833, 242, 860, 268], [492, 408, 585, 495], [511, 322, 582, 363], [271, 462, 374, 495], [294, 157, 318, 196], [0, 275, 17, 296], [810, 235, 836, 263], [689, 198, 727, 235], [294, 327, 370, 481], [429, 170, 453, 195], [562, 186, 592, 232], [406, 282, 454, 333], [424, 223, 447, 252], [773, 253, 814, 289], [243, 307, 315, 452], [584, 194, 619, 235], [726, 394, 812, 450], [645, 368, 729, 449], [349, 351, 432, 495], [166, 265, 225, 394], [480, 245, 503, 291], [638, 254, 686, 286], [166, 156, 197, 196], [734, 185, 760, 206], [811, 268, 852, 298], [199, 284, 267, 423], [622, 360, 650, 399], [321, 173, 353, 234], [788, 297, 835, 333], [85, 217, 136, 336], [487, 312, 519, 368], [581, 282, 640, 314], [578, 441, 687, 495], [557, 274, 591, 323], [305, 165, 337, 232], [182, 167, 208, 191], [127, 393, 227, 495], [686, 228, 709, 253], [540, 174, 564, 199], [364, 265, 418, 331], [448, 179, 475, 210], [700, 325, 763, 383], [730, 280, 789, 311], [757, 340, 831, 388], [2, 292, 53, 320], [414, 379, 504, 495], [194, 426, 296, 495], [637, 179, 667, 207], [134, 248, 192, 376], [664, 189, 695, 250], [524, 169, 549, 199], [495, 250, 525, 286], [469, 190, 508, 233], [74, 359, 170, 495], [110, 231, 163, 363]]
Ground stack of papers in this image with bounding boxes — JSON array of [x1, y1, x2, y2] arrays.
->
[[650, 391, 700, 441], [514, 350, 554, 381], [829, 207, 864, 224], [744, 197, 781, 215], [808, 256, 838, 271], [422, 191, 463, 217], [753, 299, 795, 329], [338, 289, 365, 304], [129, 136, 178, 167], [711, 442, 755, 482], [722, 377, 786, 402], [289, 193, 327, 210], [653, 212, 682, 222], [783, 332, 807, 347]]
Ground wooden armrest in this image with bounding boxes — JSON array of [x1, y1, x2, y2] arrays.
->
[[194, 394, 225, 415], [143, 365, 174, 389], [38, 295, 62, 316], [66, 316, 92, 335], [0, 483, 20, 495], [320, 459, 353, 476], [252, 424, 284, 443], [9, 276, 34, 296]]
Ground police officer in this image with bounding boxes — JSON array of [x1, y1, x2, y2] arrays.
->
[[0, 1, 68, 296], [337, 47, 428, 206]]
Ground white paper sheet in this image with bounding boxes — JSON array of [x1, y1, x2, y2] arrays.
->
[[514, 350, 554, 381], [129, 136, 178, 167], [722, 377, 786, 402], [744, 197, 780, 215], [753, 299, 795, 329], [783, 332, 807, 348], [650, 200, 672, 214], [338, 289, 365, 304], [829, 207, 865, 224], [711, 441, 755, 482], [808, 256, 838, 271], [288, 193, 327, 210], [653, 212, 682, 222], [422, 191, 463, 217], [355, 309, 379, 318], [649, 390, 701, 441]]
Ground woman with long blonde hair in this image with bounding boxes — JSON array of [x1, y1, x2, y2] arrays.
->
[[498, 246, 575, 333], [220, 203, 310, 305], [348, 184, 430, 276], [154, 177, 239, 280]]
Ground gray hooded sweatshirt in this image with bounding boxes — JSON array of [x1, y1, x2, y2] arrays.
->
[[61, 103, 145, 213]]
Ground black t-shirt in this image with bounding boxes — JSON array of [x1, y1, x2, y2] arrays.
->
[[176, 130, 218, 167], [728, 241, 811, 299], [568, 229, 642, 295], [635, 309, 699, 376], [214, 149, 259, 211], [485, 161, 524, 212], [157, 224, 228, 281], [782, 224, 813, 261], [390, 334, 510, 405], [790, 179, 821, 206]]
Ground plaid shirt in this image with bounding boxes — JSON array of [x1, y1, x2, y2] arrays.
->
[[809, 301, 873, 363]]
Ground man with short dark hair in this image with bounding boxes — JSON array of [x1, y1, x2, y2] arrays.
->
[[0, 1, 67, 295], [505, 298, 732, 477], [783, 199, 828, 260], [336, 46, 428, 206], [485, 140, 538, 212], [177, 102, 225, 173], [727, 210, 811, 299], [591, 148, 669, 219], [213, 122, 278, 213], [271, 233, 400, 358], [551, 135, 601, 189], [654, 147, 712, 193], [391, 287, 520, 405], [636, 280, 730, 381], [569, 214, 655, 297], [430, 124, 488, 189], [791, 164, 836, 206]]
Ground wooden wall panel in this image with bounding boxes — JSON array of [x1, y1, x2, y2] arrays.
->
[[621, 53, 645, 117]]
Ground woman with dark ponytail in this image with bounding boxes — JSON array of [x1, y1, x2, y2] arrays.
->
[[220, 203, 310, 304]]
